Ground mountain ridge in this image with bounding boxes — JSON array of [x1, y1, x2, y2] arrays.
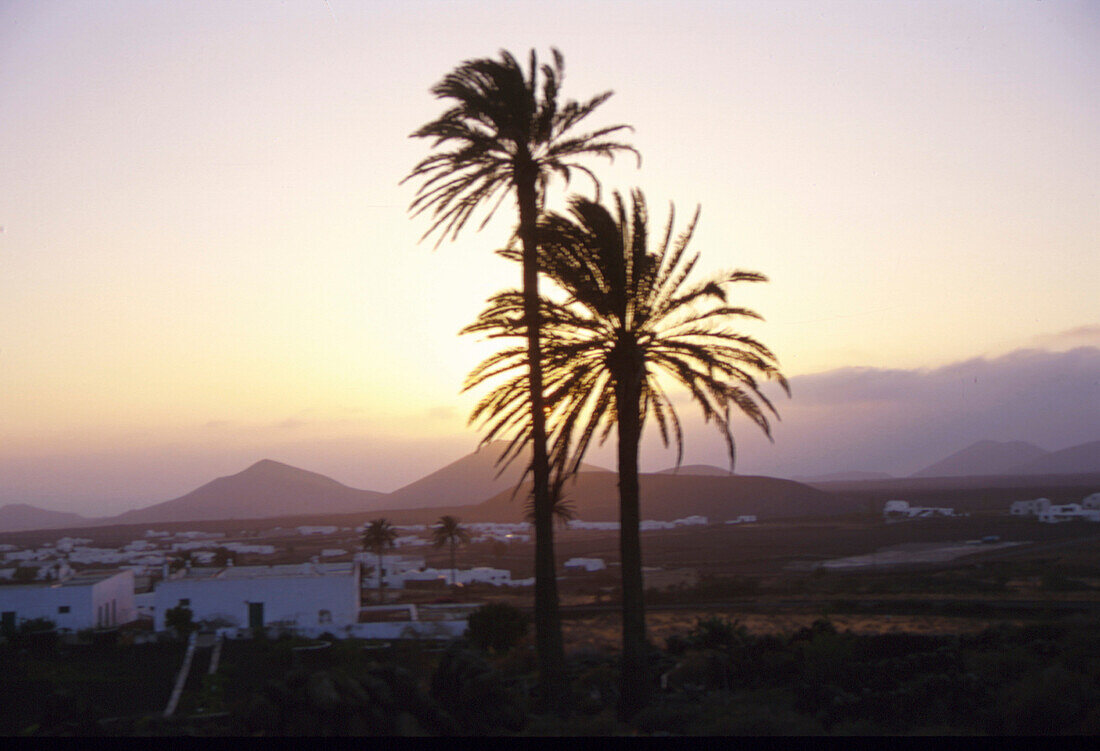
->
[[910, 440, 1049, 478], [107, 459, 386, 525], [0, 503, 90, 533]]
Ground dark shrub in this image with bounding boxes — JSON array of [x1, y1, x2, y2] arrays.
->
[[430, 645, 526, 735], [994, 664, 1098, 735], [164, 605, 194, 636], [690, 690, 823, 736], [240, 663, 446, 736], [465, 602, 529, 654], [632, 694, 703, 735]]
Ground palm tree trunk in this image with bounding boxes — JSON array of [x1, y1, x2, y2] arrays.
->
[[450, 539, 456, 589], [517, 166, 565, 708], [377, 549, 384, 605], [616, 366, 649, 719]]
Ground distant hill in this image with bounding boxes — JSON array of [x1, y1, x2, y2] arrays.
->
[[796, 471, 895, 483], [108, 460, 386, 524], [804, 472, 1100, 515], [654, 464, 735, 477], [0, 504, 89, 533], [382, 442, 610, 511], [1011, 440, 1100, 475], [911, 440, 1049, 478], [471, 471, 856, 523]]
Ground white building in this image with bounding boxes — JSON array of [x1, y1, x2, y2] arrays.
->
[[1010, 498, 1051, 516], [883, 500, 959, 521], [640, 516, 710, 531], [725, 515, 758, 524], [174, 531, 225, 540], [223, 542, 277, 555], [393, 535, 430, 548], [566, 517, 710, 532], [1081, 493, 1100, 510], [1038, 503, 1100, 523], [297, 526, 339, 536], [401, 566, 514, 586], [152, 562, 360, 631], [355, 553, 426, 588], [564, 557, 606, 572], [0, 570, 135, 632], [567, 520, 620, 531]]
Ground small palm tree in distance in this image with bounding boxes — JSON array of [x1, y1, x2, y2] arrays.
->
[[361, 518, 398, 604], [431, 515, 471, 588]]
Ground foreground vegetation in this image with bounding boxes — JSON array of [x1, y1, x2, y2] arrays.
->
[[5, 608, 1100, 735]]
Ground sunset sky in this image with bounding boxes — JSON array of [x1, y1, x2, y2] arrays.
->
[[2, 1, 1097, 514]]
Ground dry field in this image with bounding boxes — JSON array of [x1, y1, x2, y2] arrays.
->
[[559, 610, 1012, 655]]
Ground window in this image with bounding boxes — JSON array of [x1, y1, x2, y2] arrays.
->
[[58, 606, 70, 614]]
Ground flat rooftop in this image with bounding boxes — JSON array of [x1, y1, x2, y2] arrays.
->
[[171, 562, 356, 580]]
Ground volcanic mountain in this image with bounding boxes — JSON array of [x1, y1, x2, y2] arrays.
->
[[0, 504, 90, 533], [654, 464, 736, 477], [1011, 439, 1100, 475], [382, 441, 611, 511], [108, 459, 386, 524], [469, 471, 856, 523], [911, 440, 1049, 478], [795, 471, 895, 483]]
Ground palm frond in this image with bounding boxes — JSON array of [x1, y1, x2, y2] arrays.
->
[[462, 189, 789, 482]]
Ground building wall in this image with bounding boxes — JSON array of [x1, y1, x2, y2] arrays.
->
[[92, 570, 135, 627], [0, 570, 133, 631], [1011, 498, 1051, 515], [153, 567, 359, 631], [0, 584, 92, 631]]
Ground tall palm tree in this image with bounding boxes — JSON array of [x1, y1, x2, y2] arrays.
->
[[404, 48, 638, 702], [463, 190, 789, 717], [361, 518, 398, 605], [431, 515, 471, 588], [523, 484, 577, 529]]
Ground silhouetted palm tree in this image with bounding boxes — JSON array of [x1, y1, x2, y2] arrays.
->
[[404, 48, 638, 703], [361, 518, 398, 604], [523, 483, 578, 529], [431, 515, 471, 588], [463, 190, 789, 718]]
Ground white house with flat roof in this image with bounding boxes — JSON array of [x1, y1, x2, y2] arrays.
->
[[1011, 498, 1051, 516], [564, 557, 606, 572], [883, 500, 959, 521], [152, 562, 360, 631], [1038, 503, 1100, 523], [0, 570, 135, 632]]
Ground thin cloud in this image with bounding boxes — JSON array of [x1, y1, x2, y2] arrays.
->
[[1029, 325, 1100, 350], [660, 346, 1100, 478], [425, 405, 456, 421]]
